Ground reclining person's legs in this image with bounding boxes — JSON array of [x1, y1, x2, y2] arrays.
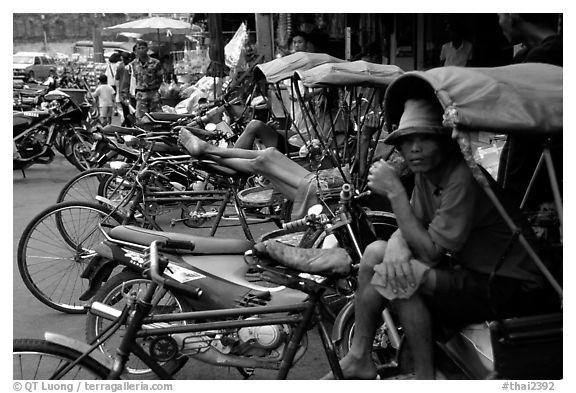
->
[[179, 129, 310, 200], [234, 119, 280, 150]]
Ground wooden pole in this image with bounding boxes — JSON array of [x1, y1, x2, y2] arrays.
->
[[255, 13, 274, 62]]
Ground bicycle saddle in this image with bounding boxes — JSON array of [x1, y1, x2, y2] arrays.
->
[[108, 225, 252, 255], [192, 160, 238, 178]]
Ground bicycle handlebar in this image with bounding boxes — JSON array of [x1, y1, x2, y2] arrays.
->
[[149, 240, 202, 299], [282, 213, 328, 233]]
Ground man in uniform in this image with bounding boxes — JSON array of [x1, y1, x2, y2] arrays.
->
[[131, 40, 163, 124]]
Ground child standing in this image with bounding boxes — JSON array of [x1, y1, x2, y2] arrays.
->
[[93, 74, 116, 125]]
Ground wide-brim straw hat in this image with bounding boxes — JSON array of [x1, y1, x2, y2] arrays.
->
[[384, 98, 450, 145]]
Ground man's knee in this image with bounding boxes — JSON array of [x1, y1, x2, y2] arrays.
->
[[253, 147, 283, 171], [246, 119, 269, 132], [359, 240, 388, 273]]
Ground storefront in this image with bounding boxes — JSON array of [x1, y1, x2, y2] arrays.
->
[[257, 13, 515, 71]]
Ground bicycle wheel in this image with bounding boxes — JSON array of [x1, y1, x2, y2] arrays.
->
[[56, 168, 115, 203], [17, 201, 124, 314], [14, 338, 109, 379], [85, 270, 188, 379]]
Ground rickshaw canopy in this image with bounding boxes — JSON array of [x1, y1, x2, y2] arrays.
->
[[295, 61, 404, 88], [384, 63, 562, 136], [254, 52, 345, 83]]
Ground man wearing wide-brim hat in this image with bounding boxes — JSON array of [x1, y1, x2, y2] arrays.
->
[[325, 94, 555, 379]]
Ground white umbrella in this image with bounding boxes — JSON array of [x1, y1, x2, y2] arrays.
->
[[104, 16, 192, 58], [103, 16, 191, 35]]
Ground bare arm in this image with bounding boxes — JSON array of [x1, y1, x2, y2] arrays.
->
[[367, 159, 445, 265]]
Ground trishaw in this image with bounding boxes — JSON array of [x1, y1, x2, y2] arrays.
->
[[331, 62, 562, 379]]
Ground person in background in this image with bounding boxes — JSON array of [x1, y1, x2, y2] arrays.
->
[[93, 74, 116, 126], [105, 52, 121, 116], [496, 13, 562, 209], [161, 55, 177, 83], [440, 26, 473, 66], [42, 68, 58, 91], [131, 40, 163, 123], [290, 31, 310, 53], [115, 52, 133, 127]]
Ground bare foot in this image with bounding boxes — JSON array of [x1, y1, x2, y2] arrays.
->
[[179, 128, 208, 157], [321, 353, 378, 380]]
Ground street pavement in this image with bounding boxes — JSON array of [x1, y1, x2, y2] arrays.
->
[[11, 147, 330, 380]]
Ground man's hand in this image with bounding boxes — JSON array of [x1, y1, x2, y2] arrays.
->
[[367, 159, 405, 199], [373, 233, 416, 294]]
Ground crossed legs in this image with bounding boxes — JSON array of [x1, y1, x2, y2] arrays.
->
[[179, 128, 310, 200]]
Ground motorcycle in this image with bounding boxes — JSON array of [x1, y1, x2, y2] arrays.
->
[[13, 88, 96, 173], [14, 183, 386, 379]]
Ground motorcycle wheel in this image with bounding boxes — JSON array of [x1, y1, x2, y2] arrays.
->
[[53, 131, 68, 155], [17, 201, 124, 313], [14, 338, 109, 380], [56, 168, 115, 204], [85, 270, 188, 379], [64, 130, 97, 171]]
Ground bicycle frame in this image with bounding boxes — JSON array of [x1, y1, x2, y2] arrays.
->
[[102, 149, 279, 242]]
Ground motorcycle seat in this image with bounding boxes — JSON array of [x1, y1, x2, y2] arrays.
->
[[108, 225, 252, 255], [101, 124, 143, 136], [146, 112, 195, 122], [150, 142, 183, 155], [254, 240, 353, 277]]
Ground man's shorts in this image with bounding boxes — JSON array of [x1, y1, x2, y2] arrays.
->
[[422, 265, 557, 335], [99, 106, 113, 118]]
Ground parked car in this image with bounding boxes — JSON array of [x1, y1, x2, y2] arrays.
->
[[13, 52, 57, 81]]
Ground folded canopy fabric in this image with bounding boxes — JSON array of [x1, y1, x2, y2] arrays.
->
[[296, 60, 404, 88], [254, 52, 345, 83], [384, 63, 563, 136]]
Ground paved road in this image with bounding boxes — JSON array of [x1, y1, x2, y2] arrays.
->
[[12, 153, 331, 380]]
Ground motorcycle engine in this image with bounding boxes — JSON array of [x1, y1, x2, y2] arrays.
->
[[176, 317, 307, 362], [237, 321, 288, 350], [17, 127, 49, 159]]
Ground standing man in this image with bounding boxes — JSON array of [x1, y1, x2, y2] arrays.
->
[[440, 27, 473, 67], [115, 52, 133, 127], [496, 14, 562, 208], [131, 40, 163, 124]]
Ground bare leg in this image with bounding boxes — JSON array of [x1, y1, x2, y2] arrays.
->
[[179, 129, 261, 159], [179, 129, 309, 200], [393, 270, 438, 379], [234, 120, 279, 150], [323, 241, 389, 379]]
